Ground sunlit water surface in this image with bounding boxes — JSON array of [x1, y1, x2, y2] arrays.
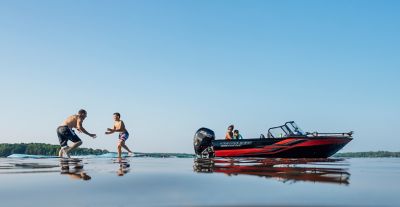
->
[[0, 156, 399, 207]]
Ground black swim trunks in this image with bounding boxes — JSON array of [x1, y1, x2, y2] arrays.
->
[[57, 126, 81, 147]]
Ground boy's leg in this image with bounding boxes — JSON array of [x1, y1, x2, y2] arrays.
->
[[119, 133, 132, 154], [120, 141, 133, 153], [117, 142, 122, 158]]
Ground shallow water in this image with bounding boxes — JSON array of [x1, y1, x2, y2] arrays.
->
[[0, 157, 399, 207]]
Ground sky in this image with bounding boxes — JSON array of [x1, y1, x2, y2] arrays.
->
[[0, 0, 399, 153]]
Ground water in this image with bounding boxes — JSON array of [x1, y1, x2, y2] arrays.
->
[[0, 156, 399, 207]]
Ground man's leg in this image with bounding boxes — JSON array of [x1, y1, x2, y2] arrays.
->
[[57, 127, 69, 158], [65, 131, 82, 156], [66, 141, 82, 153]]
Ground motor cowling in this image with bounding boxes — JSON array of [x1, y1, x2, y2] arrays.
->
[[193, 128, 215, 157]]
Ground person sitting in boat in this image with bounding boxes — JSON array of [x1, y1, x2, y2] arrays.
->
[[233, 130, 243, 140], [225, 125, 234, 140]]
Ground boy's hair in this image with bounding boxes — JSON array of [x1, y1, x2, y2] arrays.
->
[[113, 112, 121, 118], [234, 130, 239, 133], [78, 109, 87, 115]]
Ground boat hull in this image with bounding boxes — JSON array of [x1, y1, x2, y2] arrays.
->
[[213, 137, 352, 158]]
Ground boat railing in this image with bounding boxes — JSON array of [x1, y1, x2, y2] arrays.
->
[[306, 131, 354, 137]]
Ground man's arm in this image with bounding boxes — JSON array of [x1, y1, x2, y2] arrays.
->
[[77, 118, 96, 138]]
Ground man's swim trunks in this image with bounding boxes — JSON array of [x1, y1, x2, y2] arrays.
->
[[57, 126, 82, 147]]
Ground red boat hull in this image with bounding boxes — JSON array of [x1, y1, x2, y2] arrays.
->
[[213, 137, 352, 158]]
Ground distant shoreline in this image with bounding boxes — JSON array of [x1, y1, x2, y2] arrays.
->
[[0, 143, 194, 158], [0, 143, 108, 157], [1, 143, 399, 158], [334, 151, 400, 158]]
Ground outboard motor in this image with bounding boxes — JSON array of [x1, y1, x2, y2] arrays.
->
[[193, 128, 215, 158]]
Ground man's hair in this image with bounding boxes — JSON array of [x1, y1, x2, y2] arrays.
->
[[228, 125, 234, 130], [113, 112, 121, 118], [78, 109, 87, 115]]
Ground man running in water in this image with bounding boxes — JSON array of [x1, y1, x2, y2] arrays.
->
[[57, 109, 97, 158], [105, 112, 133, 158]]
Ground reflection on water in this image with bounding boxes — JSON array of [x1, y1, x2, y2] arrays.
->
[[59, 157, 132, 179], [1, 158, 399, 206], [0, 160, 59, 174], [60, 158, 91, 181], [114, 157, 131, 176], [0, 157, 132, 179], [194, 158, 350, 185]]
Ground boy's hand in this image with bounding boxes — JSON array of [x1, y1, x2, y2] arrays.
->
[[90, 134, 97, 139], [107, 128, 113, 132]]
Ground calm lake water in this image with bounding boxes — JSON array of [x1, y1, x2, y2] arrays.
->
[[0, 157, 399, 207]]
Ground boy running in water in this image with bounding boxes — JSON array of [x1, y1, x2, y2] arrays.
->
[[105, 113, 133, 158]]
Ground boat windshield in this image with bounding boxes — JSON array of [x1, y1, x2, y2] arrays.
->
[[287, 122, 305, 135], [267, 121, 305, 138], [268, 127, 289, 138]]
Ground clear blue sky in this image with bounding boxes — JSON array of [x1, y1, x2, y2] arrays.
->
[[0, 0, 399, 153]]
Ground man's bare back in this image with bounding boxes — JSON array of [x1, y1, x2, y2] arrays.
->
[[61, 115, 80, 129]]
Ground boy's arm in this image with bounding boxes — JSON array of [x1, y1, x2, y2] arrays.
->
[[112, 121, 126, 132], [105, 124, 116, 134]]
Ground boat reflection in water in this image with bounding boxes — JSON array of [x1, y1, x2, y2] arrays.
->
[[194, 158, 350, 185]]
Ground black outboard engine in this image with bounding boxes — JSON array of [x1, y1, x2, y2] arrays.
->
[[193, 128, 215, 158]]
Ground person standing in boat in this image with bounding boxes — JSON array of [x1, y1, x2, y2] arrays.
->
[[233, 130, 243, 140], [225, 125, 234, 140], [105, 112, 133, 158], [57, 109, 97, 158]]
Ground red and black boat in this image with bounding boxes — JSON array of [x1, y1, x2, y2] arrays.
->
[[193, 121, 353, 158]]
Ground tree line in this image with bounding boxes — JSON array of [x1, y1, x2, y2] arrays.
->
[[335, 151, 400, 158], [0, 143, 109, 157], [1, 143, 398, 158]]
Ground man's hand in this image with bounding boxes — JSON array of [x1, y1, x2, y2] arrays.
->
[[105, 131, 112, 135], [107, 128, 113, 132], [90, 134, 97, 139]]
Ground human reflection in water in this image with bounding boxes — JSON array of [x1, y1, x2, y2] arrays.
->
[[194, 158, 350, 185], [60, 158, 91, 181], [115, 157, 130, 176]]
